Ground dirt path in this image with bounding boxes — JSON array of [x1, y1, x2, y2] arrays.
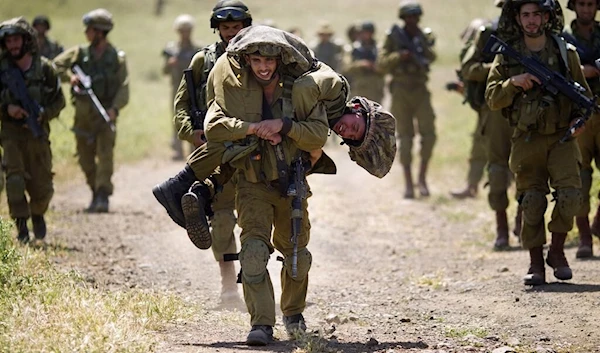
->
[[49, 146, 600, 353]]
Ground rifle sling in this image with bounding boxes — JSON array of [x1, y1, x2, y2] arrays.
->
[[261, 94, 289, 197]]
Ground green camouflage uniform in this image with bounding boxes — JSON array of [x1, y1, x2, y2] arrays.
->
[[0, 55, 65, 218], [53, 43, 129, 196], [486, 36, 589, 249], [342, 40, 384, 103], [378, 25, 436, 168], [204, 52, 329, 327], [38, 36, 63, 60], [162, 40, 200, 158], [565, 20, 600, 217], [311, 40, 343, 72], [174, 42, 237, 262], [462, 22, 513, 211]]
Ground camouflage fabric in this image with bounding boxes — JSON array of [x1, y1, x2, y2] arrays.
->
[[82, 9, 114, 31], [0, 17, 38, 54], [227, 25, 315, 77], [497, 0, 564, 40], [345, 96, 397, 178], [398, 2, 423, 18]]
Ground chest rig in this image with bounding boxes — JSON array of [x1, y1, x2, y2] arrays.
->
[[0, 56, 45, 113], [75, 45, 120, 104]]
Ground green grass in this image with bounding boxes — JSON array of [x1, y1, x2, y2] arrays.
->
[[0, 219, 200, 352], [445, 326, 488, 339]]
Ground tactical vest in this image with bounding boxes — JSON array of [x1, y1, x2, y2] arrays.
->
[[75, 45, 121, 104], [351, 42, 378, 63], [0, 56, 46, 111], [500, 35, 572, 135], [196, 42, 226, 111]]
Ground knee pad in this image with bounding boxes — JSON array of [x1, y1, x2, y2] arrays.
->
[[520, 191, 547, 225], [210, 210, 237, 236], [5, 174, 25, 202], [239, 239, 270, 284], [556, 188, 583, 219], [283, 248, 312, 281], [488, 164, 511, 192]]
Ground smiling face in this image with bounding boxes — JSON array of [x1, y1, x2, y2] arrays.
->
[[333, 112, 367, 141], [247, 54, 278, 81]]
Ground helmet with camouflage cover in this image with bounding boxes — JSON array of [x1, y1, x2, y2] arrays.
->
[[360, 21, 375, 34], [345, 96, 397, 178], [82, 8, 114, 32], [32, 15, 51, 30], [173, 14, 195, 31], [566, 0, 600, 10], [398, 1, 423, 19], [210, 0, 252, 29], [0, 17, 38, 54], [497, 0, 564, 40]]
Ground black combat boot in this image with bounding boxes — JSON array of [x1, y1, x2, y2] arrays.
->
[[450, 184, 477, 199], [523, 246, 545, 286], [246, 325, 273, 346], [94, 188, 110, 213], [181, 181, 212, 249], [15, 218, 29, 244], [576, 216, 593, 259], [85, 191, 98, 213], [31, 214, 47, 240], [591, 204, 600, 238], [152, 165, 197, 228], [402, 164, 414, 199], [493, 210, 509, 250], [418, 161, 430, 197], [283, 313, 307, 337], [546, 232, 573, 281]]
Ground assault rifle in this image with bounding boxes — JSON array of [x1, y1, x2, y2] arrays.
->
[[286, 156, 309, 278], [390, 25, 431, 69], [183, 68, 206, 141], [483, 34, 600, 143], [0, 67, 45, 138], [72, 64, 115, 132]]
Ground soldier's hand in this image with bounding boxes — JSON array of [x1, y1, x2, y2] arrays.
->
[[266, 133, 282, 145], [510, 73, 541, 91], [107, 108, 118, 122], [582, 64, 600, 79], [167, 56, 178, 67], [7, 104, 28, 120], [309, 149, 323, 167], [399, 50, 413, 60], [69, 75, 80, 87], [254, 120, 283, 139], [193, 129, 206, 147]]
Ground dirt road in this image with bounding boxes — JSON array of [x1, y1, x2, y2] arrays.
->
[[49, 146, 600, 353]]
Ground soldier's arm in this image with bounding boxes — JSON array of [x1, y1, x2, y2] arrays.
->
[[51, 45, 79, 83], [376, 32, 402, 74], [485, 54, 521, 111], [423, 29, 437, 63], [286, 78, 330, 151], [109, 50, 129, 113], [174, 51, 205, 144], [41, 59, 66, 120], [461, 29, 492, 82]]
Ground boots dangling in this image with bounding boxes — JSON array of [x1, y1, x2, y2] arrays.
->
[[181, 181, 213, 249], [152, 165, 197, 227], [493, 210, 509, 250], [402, 164, 414, 199], [576, 216, 593, 259], [523, 246, 545, 286], [546, 232, 573, 281], [418, 161, 430, 197]]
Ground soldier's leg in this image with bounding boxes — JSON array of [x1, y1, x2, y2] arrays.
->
[[3, 139, 30, 242], [272, 188, 311, 336], [575, 125, 594, 258], [75, 135, 97, 209], [391, 88, 415, 198], [588, 120, 600, 237], [547, 138, 582, 281], [415, 89, 437, 188], [25, 138, 54, 240], [93, 124, 116, 212], [236, 178, 276, 329]]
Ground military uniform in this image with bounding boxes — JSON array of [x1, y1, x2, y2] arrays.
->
[[38, 36, 63, 60], [311, 24, 343, 71], [0, 18, 66, 242], [378, 5, 436, 198], [53, 9, 129, 211], [342, 40, 384, 103]]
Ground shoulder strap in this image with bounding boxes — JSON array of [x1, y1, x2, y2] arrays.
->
[[281, 74, 294, 119], [551, 34, 570, 77]]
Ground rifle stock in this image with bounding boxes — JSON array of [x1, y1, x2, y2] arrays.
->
[[183, 68, 206, 135], [72, 64, 115, 131], [0, 67, 45, 138], [286, 156, 309, 278]]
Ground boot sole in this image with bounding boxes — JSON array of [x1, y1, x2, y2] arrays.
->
[[523, 275, 545, 286], [152, 185, 185, 228], [181, 192, 212, 249]]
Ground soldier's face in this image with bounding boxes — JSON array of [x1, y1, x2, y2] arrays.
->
[[574, 0, 598, 25], [516, 4, 549, 37], [402, 14, 420, 27], [333, 112, 366, 141], [218, 21, 244, 44], [178, 28, 192, 41], [4, 34, 24, 58], [33, 24, 48, 36], [247, 54, 278, 81]]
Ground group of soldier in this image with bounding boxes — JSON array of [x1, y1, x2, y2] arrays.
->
[[4, 0, 600, 347]]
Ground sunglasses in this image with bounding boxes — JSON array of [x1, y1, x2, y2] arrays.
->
[[213, 7, 248, 21]]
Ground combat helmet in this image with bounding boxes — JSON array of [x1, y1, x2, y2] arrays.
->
[[398, 1, 423, 19], [0, 17, 38, 54], [497, 0, 564, 40], [210, 0, 252, 29], [82, 8, 114, 32], [567, 0, 600, 10], [360, 21, 375, 34], [173, 14, 195, 31], [345, 96, 397, 178], [32, 15, 51, 30]]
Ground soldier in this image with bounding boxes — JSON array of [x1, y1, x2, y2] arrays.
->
[[342, 21, 385, 103], [563, 0, 600, 258], [171, 0, 252, 305], [378, 0, 437, 198], [310, 22, 343, 71], [0, 18, 66, 243], [53, 9, 129, 213], [32, 15, 63, 60], [462, 0, 523, 249], [162, 14, 201, 161], [486, 0, 589, 285]]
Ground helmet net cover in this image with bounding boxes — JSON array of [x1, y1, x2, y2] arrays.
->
[[0, 17, 38, 54], [497, 0, 564, 40]]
